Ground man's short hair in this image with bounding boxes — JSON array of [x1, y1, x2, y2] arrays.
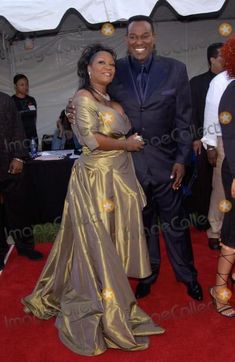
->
[[13, 73, 28, 85], [127, 15, 155, 34], [207, 42, 223, 65]]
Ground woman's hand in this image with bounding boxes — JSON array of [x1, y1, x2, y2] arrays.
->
[[8, 159, 23, 174], [65, 98, 76, 124], [231, 179, 235, 199], [126, 133, 144, 152]]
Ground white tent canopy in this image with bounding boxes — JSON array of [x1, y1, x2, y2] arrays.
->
[[0, 0, 233, 144], [0, 0, 226, 31]]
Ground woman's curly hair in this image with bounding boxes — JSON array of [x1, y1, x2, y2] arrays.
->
[[221, 35, 235, 78], [77, 43, 117, 89]]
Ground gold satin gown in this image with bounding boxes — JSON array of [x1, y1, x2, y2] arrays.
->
[[22, 96, 165, 356]]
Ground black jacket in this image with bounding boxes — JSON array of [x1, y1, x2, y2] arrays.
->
[[0, 92, 28, 182], [109, 54, 193, 185]]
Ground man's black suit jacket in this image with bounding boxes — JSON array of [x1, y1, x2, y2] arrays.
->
[[0, 92, 27, 182], [109, 54, 193, 185]]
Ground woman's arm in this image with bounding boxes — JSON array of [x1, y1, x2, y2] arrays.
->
[[73, 91, 144, 152], [231, 179, 235, 199], [94, 133, 144, 152]]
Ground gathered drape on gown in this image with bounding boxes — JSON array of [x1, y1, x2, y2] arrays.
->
[[22, 96, 164, 356]]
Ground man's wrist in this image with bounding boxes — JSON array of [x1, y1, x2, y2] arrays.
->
[[206, 145, 216, 151]]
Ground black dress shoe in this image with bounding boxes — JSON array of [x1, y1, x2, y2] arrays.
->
[[208, 238, 220, 250], [135, 268, 159, 299], [186, 281, 203, 301], [135, 282, 151, 299], [17, 248, 43, 260]]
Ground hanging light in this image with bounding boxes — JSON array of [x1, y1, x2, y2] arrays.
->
[[100, 23, 115, 36]]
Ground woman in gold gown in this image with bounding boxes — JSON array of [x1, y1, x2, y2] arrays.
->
[[22, 44, 165, 356]]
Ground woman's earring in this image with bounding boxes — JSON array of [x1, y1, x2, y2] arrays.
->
[[88, 71, 91, 79]]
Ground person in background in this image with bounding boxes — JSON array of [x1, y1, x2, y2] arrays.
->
[[12, 74, 38, 147], [202, 44, 231, 253], [51, 109, 80, 150], [208, 35, 235, 317], [10, 74, 42, 259], [0, 91, 42, 271], [190, 43, 224, 249]]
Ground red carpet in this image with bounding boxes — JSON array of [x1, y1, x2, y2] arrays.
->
[[1, 228, 235, 362]]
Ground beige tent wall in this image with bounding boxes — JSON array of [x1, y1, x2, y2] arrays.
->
[[0, 44, 12, 94]]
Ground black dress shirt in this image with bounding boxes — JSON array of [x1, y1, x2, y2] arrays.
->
[[129, 54, 153, 100]]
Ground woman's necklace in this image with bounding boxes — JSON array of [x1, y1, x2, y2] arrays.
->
[[90, 86, 111, 101]]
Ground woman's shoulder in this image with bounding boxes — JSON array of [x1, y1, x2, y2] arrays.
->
[[73, 89, 97, 108], [76, 89, 93, 99]]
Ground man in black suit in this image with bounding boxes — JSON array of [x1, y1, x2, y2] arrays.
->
[[67, 15, 202, 301], [0, 91, 42, 271], [108, 15, 202, 300], [189, 43, 223, 249]]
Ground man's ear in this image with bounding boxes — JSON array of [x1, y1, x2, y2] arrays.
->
[[210, 57, 215, 65]]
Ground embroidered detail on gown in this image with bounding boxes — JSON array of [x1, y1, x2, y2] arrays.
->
[[22, 96, 165, 356]]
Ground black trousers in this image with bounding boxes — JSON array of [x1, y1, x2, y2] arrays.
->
[[189, 148, 213, 221], [0, 176, 34, 254], [142, 179, 198, 284]]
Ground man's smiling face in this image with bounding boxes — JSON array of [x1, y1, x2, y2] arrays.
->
[[126, 20, 155, 63]]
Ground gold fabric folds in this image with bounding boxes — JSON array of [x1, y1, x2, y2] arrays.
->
[[22, 97, 165, 356]]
